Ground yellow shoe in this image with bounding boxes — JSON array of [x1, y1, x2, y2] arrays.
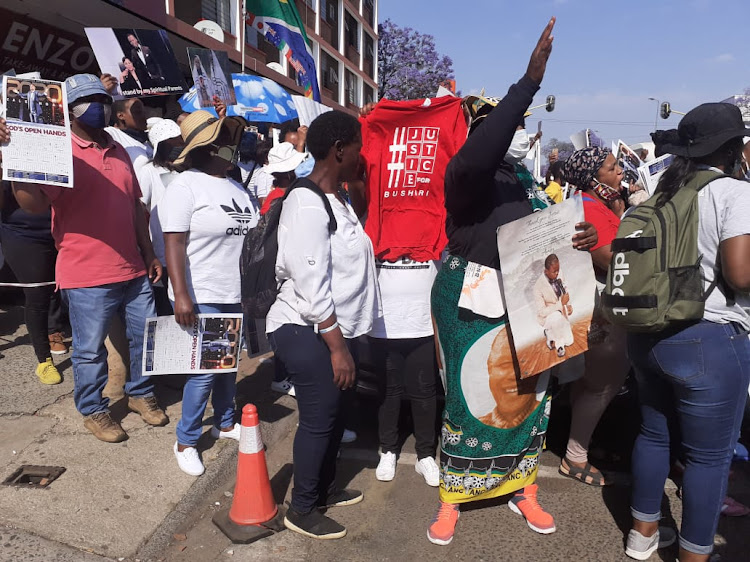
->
[[36, 358, 62, 385]]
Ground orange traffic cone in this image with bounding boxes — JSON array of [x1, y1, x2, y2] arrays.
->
[[213, 404, 285, 543]]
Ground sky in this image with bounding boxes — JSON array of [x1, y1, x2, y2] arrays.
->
[[377, 0, 750, 148]]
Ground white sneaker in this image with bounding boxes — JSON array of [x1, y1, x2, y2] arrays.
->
[[376, 451, 397, 481], [211, 422, 241, 441], [415, 457, 440, 487], [341, 429, 357, 444], [173, 442, 205, 476], [271, 378, 296, 397]]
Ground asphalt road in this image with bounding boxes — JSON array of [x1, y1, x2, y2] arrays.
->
[[158, 393, 750, 562]]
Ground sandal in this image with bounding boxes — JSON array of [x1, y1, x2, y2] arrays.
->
[[558, 456, 608, 486]]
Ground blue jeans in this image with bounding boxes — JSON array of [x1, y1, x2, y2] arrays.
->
[[628, 320, 750, 555], [63, 276, 157, 416], [268, 324, 356, 513], [175, 302, 241, 446]]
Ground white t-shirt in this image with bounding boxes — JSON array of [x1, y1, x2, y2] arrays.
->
[[105, 127, 152, 175], [697, 173, 750, 329], [266, 188, 380, 339], [369, 258, 439, 339], [159, 169, 259, 304], [250, 167, 274, 199], [137, 162, 176, 266]]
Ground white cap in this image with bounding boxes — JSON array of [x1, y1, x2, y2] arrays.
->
[[148, 118, 182, 153], [265, 142, 307, 174]]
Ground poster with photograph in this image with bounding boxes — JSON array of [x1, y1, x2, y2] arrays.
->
[[638, 153, 674, 196], [187, 48, 236, 108], [616, 139, 644, 188], [1, 76, 73, 187], [497, 195, 596, 379], [142, 314, 243, 376], [85, 27, 187, 98]]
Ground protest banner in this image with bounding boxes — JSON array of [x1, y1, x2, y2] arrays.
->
[[187, 48, 236, 108], [497, 195, 596, 379], [85, 27, 186, 99], [1, 75, 73, 187], [142, 315, 243, 376]]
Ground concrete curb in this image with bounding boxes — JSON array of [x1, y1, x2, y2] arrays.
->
[[135, 394, 298, 561]]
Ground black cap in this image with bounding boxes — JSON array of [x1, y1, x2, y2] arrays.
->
[[651, 103, 750, 158]]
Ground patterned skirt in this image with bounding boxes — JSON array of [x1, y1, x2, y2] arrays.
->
[[432, 255, 550, 504]]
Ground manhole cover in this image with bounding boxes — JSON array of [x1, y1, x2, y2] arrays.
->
[[2, 465, 66, 488]]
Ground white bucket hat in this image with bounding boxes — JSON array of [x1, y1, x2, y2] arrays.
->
[[265, 142, 307, 174], [148, 118, 182, 153]]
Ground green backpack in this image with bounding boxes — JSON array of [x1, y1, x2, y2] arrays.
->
[[601, 169, 725, 332]]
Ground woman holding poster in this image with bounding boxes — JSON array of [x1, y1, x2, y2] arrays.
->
[[160, 110, 255, 477], [427, 19, 597, 546]]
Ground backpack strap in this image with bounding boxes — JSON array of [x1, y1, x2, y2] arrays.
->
[[242, 162, 257, 190], [282, 177, 338, 233], [685, 169, 727, 193]]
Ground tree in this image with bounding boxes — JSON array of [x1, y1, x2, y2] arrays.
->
[[542, 138, 575, 163], [377, 19, 456, 101]]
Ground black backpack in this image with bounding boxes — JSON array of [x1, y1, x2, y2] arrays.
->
[[240, 177, 337, 320]]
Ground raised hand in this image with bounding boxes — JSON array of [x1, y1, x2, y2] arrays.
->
[[526, 17, 556, 85]]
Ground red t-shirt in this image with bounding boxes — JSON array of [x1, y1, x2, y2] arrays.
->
[[41, 132, 146, 289], [582, 194, 620, 252], [360, 96, 468, 261], [260, 187, 285, 215]]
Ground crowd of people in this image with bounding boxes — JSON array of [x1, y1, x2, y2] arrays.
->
[[1, 15, 749, 562]]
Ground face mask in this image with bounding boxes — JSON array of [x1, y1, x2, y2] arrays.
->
[[167, 146, 184, 163], [591, 179, 622, 202], [210, 143, 238, 165], [504, 129, 531, 164], [71, 102, 111, 129]]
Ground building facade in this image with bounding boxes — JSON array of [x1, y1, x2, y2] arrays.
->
[[0, 0, 379, 114]]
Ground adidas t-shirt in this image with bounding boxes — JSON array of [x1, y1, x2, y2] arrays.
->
[[159, 169, 259, 304]]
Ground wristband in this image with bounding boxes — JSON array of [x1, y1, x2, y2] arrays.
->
[[318, 321, 339, 335]]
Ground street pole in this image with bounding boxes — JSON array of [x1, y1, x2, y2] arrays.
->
[[648, 97, 659, 132], [241, 5, 246, 74]]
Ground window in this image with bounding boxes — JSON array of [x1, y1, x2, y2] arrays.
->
[[345, 12, 358, 50], [365, 34, 374, 60], [321, 0, 338, 23], [321, 52, 340, 92], [345, 70, 359, 105], [202, 0, 232, 32], [364, 84, 374, 105]]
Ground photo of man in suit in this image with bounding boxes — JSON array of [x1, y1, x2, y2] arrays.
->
[[127, 32, 164, 85], [534, 254, 574, 358], [11, 84, 44, 124]]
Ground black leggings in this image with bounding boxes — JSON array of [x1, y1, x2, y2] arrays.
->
[[1, 233, 64, 362], [369, 336, 437, 459]]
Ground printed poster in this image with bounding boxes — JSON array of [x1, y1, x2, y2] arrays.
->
[[1, 76, 73, 187], [637, 153, 674, 195], [143, 314, 243, 376], [497, 195, 596, 379], [187, 48, 236, 108], [85, 27, 187, 99], [615, 139, 643, 188]]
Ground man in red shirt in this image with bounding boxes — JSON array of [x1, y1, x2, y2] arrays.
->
[[7, 74, 168, 443]]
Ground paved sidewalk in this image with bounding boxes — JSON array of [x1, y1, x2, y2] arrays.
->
[[0, 305, 297, 562]]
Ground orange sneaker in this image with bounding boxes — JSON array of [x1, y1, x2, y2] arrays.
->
[[508, 484, 556, 534], [427, 502, 459, 545]]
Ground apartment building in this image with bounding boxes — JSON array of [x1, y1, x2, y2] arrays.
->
[[0, 0, 379, 113]]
